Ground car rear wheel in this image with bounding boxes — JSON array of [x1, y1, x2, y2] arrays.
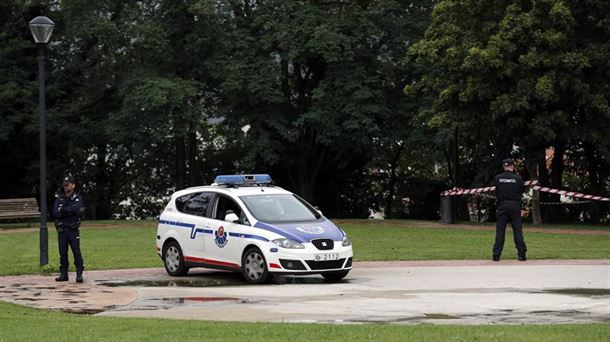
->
[[163, 241, 189, 276], [241, 247, 270, 284], [322, 270, 349, 282]]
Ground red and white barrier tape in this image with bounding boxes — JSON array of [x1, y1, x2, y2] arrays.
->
[[442, 181, 538, 196], [531, 186, 610, 202], [442, 180, 610, 202]]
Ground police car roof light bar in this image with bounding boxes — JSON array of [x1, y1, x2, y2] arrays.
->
[[214, 174, 272, 186]]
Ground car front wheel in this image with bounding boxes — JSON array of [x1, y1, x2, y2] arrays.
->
[[163, 241, 189, 276], [241, 247, 270, 284]]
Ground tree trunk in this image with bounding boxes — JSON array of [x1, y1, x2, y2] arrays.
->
[[537, 148, 551, 223], [545, 143, 565, 223], [286, 137, 327, 206], [175, 135, 186, 190], [384, 144, 404, 219], [584, 143, 601, 224], [92, 144, 113, 219], [525, 157, 543, 225], [187, 123, 197, 187]]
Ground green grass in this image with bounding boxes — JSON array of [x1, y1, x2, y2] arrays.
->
[[0, 220, 608, 276], [346, 223, 610, 261], [0, 226, 160, 276], [337, 219, 610, 231], [0, 301, 608, 342]]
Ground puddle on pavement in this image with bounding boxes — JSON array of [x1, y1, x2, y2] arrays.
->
[[99, 275, 333, 288], [543, 288, 610, 297], [529, 310, 586, 316], [61, 290, 88, 294], [159, 297, 240, 304], [271, 276, 326, 285], [110, 296, 246, 312], [15, 297, 43, 301], [99, 278, 244, 288], [424, 313, 460, 319], [59, 308, 104, 315], [346, 314, 460, 324]]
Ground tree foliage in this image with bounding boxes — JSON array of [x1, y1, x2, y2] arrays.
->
[[409, 0, 609, 222], [0, 0, 607, 222]]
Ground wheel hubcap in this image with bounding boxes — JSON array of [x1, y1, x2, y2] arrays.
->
[[245, 252, 264, 280], [165, 246, 180, 272]]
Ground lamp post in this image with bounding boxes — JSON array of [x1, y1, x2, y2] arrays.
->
[[29, 16, 54, 266]]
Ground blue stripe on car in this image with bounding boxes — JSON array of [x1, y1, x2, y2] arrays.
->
[[253, 221, 307, 243], [228, 232, 269, 242], [254, 220, 344, 242], [160, 219, 268, 241]]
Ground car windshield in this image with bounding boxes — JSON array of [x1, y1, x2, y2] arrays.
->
[[240, 194, 320, 223]]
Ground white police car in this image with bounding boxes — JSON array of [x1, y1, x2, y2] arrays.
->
[[156, 174, 353, 283]]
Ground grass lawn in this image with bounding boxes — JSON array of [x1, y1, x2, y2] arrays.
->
[[345, 223, 610, 261], [0, 220, 608, 276], [1, 301, 608, 342]]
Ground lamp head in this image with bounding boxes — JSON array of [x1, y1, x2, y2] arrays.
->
[[29, 16, 54, 44]]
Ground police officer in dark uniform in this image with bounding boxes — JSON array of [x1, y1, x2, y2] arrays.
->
[[53, 175, 85, 282], [493, 158, 527, 261]]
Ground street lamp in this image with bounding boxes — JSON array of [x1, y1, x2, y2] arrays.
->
[[29, 16, 54, 266]]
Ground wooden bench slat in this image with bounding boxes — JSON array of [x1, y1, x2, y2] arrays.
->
[[0, 197, 40, 221], [0, 210, 40, 215], [0, 206, 38, 210], [0, 213, 40, 219], [0, 199, 39, 204]]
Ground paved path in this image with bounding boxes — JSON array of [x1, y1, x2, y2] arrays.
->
[[1, 260, 609, 325]]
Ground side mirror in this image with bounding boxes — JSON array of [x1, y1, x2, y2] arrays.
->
[[314, 206, 323, 216], [224, 212, 239, 223]]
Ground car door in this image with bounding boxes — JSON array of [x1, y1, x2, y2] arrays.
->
[[205, 193, 251, 267], [176, 192, 215, 258]]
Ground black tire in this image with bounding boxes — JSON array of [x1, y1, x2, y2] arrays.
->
[[322, 270, 349, 282], [241, 247, 270, 284], [163, 241, 189, 276]]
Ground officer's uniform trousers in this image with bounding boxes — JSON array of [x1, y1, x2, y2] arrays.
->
[[493, 200, 527, 256], [58, 226, 84, 274]]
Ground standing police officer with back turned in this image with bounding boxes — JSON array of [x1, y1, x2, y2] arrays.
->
[[493, 158, 527, 262], [53, 175, 85, 282]]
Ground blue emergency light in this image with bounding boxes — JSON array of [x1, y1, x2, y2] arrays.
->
[[214, 174, 272, 185]]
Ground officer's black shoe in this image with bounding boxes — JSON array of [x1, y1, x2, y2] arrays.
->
[[76, 275, 83, 283], [55, 274, 68, 282], [492, 255, 500, 262], [518, 255, 527, 261]]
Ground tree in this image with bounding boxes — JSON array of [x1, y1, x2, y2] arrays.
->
[[409, 0, 610, 223], [0, 1, 46, 200]]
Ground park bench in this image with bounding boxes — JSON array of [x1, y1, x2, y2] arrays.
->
[[0, 198, 40, 225]]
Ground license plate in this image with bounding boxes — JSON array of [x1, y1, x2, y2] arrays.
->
[[314, 253, 340, 261]]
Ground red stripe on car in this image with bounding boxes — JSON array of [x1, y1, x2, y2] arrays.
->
[[185, 256, 240, 269]]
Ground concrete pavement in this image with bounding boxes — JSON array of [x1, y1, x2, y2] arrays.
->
[[1, 260, 609, 325]]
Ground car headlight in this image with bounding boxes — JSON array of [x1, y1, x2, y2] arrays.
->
[[272, 238, 305, 249], [342, 235, 352, 247]]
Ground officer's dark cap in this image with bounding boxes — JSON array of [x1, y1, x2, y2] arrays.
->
[[502, 158, 515, 166], [62, 175, 75, 185]]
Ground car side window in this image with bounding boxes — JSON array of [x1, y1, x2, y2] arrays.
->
[[175, 193, 195, 212], [214, 194, 249, 226], [177, 192, 214, 217]]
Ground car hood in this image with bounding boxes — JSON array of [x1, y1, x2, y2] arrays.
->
[[254, 219, 345, 243]]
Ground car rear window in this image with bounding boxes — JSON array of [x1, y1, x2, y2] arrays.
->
[[176, 192, 214, 217]]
